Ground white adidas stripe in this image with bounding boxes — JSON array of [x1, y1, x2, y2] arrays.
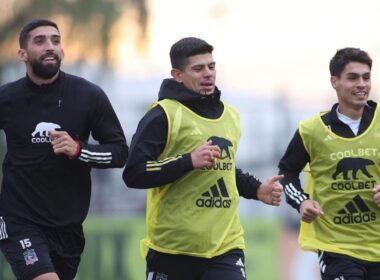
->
[[81, 150, 112, 157], [235, 257, 244, 267], [79, 149, 112, 164], [284, 183, 307, 205], [0, 216, 8, 240], [318, 252, 326, 273]]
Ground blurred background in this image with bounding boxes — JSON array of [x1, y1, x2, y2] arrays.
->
[[1, 0, 380, 279]]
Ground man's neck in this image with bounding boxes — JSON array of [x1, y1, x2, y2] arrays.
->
[[336, 105, 364, 120]]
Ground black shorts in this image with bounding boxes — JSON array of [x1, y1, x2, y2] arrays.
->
[[319, 251, 380, 280], [146, 248, 246, 280], [0, 216, 85, 280]]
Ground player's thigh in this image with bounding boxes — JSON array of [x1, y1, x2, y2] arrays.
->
[[200, 249, 246, 280], [50, 251, 81, 280], [33, 272, 60, 280], [45, 225, 84, 280], [319, 251, 365, 280], [0, 221, 55, 280]]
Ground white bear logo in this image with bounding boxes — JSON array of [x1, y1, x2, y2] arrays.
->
[[31, 122, 61, 137]]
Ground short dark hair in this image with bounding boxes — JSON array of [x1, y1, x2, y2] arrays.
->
[[329, 47, 372, 77], [19, 19, 59, 48], [169, 37, 214, 70]]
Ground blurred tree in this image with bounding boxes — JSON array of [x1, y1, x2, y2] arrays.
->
[[0, 0, 149, 82]]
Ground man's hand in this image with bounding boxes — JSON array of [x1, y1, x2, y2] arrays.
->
[[373, 185, 380, 207], [49, 130, 79, 158], [299, 199, 324, 223], [191, 140, 221, 169], [257, 175, 284, 206]]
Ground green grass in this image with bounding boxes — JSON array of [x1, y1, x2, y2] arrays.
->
[[0, 216, 280, 280], [79, 216, 280, 280]]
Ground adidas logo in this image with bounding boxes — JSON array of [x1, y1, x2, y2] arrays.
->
[[196, 177, 231, 208], [235, 257, 244, 267], [190, 127, 202, 135], [0, 216, 8, 240], [333, 195, 376, 225], [235, 257, 246, 278], [324, 133, 334, 142]]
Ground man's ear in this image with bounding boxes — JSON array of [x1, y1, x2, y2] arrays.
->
[[18, 49, 27, 62], [330, 76, 337, 89], [171, 68, 182, 82]]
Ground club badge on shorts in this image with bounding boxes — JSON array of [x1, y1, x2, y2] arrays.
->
[[23, 249, 39, 265], [156, 272, 168, 280]]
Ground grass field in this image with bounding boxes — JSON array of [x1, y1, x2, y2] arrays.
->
[[0, 216, 281, 280]]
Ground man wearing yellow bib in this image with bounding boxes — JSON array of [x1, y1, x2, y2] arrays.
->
[[123, 37, 283, 280], [279, 47, 380, 279]]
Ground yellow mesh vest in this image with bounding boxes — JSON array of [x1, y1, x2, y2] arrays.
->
[[299, 107, 380, 261], [141, 99, 244, 258]]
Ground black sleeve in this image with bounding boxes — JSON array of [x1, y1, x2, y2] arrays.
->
[[122, 105, 193, 189], [278, 129, 310, 211], [77, 88, 128, 168], [236, 168, 262, 200]]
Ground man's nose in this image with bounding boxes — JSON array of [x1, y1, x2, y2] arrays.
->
[[203, 67, 213, 76], [357, 77, 367, 87], [45, 39, 55, 50]]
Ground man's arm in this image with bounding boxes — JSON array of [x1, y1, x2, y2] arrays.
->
[[236, 169, 261, 199], [83, 91, 128, 168], [278, 129, 310, 210], [280, 129, 324, 222], [123, 106, 194, 189], [51, 89, 128, 168], [236, 169, 283, 206]]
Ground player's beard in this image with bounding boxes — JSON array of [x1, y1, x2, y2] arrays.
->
[[30, 55, 61, 79]]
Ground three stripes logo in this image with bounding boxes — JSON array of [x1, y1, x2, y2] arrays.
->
[[196, 177, 231, 208], [235, 257, 246, 278], [333, 195, 376, 224], [284, 183, 308, 205], [146, 155, 183, 172], [0, 216, 8, 240], [190, 127, 202, 136]]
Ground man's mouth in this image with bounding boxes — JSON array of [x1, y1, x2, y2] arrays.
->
[[200, 82, 214, 90], [41, 54, 58, 62], [353, 91, 367, 97]]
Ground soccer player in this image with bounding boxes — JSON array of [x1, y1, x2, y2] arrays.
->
[[123, 37, 283, 280], [279, 47, 380, 279], [0, 19, 128, 280]]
